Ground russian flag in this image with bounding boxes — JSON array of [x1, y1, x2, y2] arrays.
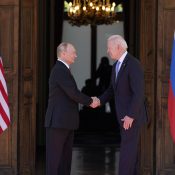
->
[[168, 32, 175, 143]]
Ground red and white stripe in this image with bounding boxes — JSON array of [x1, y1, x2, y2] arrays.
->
[[0, 56, 10, 134]]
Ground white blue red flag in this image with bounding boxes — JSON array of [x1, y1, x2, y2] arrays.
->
[[0, 56, 10, 134], [168, 32, 175, 143]]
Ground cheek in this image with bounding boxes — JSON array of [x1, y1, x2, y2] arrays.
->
[[108, 49, 112, 54], [71, 56, 75, 61], [110, 52, 113, 56], [72, 55, 76, 60], [113, 51, 117, 56], [111, 50, 115, 56]]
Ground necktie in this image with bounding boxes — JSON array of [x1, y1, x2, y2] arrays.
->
[[115, 61, 120, 79]]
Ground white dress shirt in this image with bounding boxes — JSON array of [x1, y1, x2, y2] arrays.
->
[[117, 51, 128, 71], [57, 58, 69, 69]]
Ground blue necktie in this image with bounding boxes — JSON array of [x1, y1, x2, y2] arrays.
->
[[115, 61, 120, 80]]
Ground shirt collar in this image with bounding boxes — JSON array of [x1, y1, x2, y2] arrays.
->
[[57, 58, 69, 69], [118, 51, 127, 64]]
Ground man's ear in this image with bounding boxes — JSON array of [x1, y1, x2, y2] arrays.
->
[[60, 51, 66, 58], [116, 44, 120, 51], [118, 45, 123, 53], [118, 45, 122, 50]]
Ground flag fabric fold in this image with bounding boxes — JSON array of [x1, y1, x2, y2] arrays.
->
[[0, 56, 10, 134], [168, 32, 175, 143]]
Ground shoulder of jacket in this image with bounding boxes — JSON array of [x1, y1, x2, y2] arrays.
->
[[126, 54, 144, 73], [127, 54, 140, 65]]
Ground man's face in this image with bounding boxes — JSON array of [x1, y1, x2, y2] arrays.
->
[[64, 45, 77, 65], [107, 41, 121, 60]]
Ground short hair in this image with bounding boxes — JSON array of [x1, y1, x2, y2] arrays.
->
[[57, 42, 74, 57], [108, 35, 128, 50]]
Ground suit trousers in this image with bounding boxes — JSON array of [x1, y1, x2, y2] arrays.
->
[[46, 128, 74, 175], [118, 125, 140, 175]]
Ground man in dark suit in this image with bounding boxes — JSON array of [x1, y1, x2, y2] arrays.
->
[[93, 35, 147, 175], [45, 42, 95, 175]]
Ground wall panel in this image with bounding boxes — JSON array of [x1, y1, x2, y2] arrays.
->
[[0, 0, 19, 174]]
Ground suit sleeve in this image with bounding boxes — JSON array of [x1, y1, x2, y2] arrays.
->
[[52, 67, 92, 106], [127, 60, 144, 119]]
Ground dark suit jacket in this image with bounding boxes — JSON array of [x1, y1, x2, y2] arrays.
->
[[45, 60, 92, 129], [99, 53, 147, 127]]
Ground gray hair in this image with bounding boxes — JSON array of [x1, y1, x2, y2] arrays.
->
[[108, 35, 128, 50], [57, 42, 73, 57]]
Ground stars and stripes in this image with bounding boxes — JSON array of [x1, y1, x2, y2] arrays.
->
[[0, 56, 10, 134]]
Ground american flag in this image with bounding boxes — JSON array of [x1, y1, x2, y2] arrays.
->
[[0, 56, 10, 134]]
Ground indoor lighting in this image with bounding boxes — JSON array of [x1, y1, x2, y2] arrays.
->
[[67, 0, 118, 26]]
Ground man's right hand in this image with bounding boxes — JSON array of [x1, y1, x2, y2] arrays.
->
[[90, 97, 100, 108]]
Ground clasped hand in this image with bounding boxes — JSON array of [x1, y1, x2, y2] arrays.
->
[[90, 97, 100, 108]]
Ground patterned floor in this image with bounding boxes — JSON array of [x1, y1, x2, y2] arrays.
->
[[36, 145, 120, 175]]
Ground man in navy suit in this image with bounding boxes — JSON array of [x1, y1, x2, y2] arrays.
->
[[94, 35, 147, 175], [45, 42, 95, 175]]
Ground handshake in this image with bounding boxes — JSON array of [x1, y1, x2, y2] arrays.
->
[[90, 97, 101, 108]]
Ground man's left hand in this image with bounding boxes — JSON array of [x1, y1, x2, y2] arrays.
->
[[121, 116, 134, 130]]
